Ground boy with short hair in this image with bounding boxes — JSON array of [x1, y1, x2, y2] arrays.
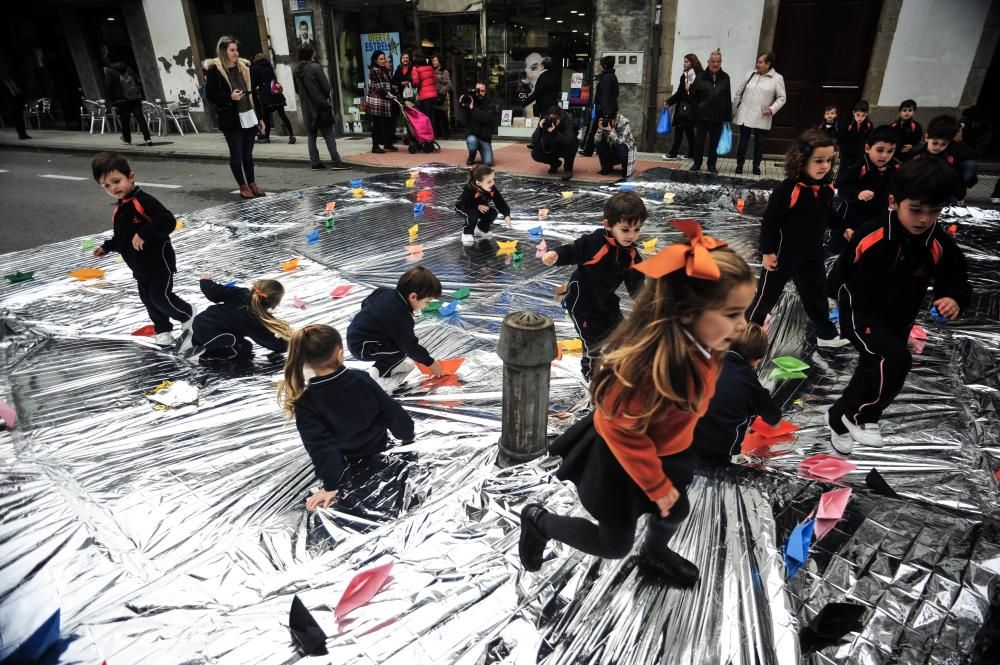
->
[[838, 100, 873, 169], [541, 191, 646, 380], [91, 152, 193, 346], [692, 323, 782, 466], [831, 125, 900, 253], [890, 99, 922, 160], [825, 158, 970, 454], [347, 266, 444, 386], [910, 114, 966, 203], [817, 105, 839, 140]]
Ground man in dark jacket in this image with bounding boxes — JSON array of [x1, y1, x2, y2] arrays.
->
[[580, 56, 619, 156], [104, 58, 152, 146], [531, 106, 578, 180], [461, 82, 498, 166], [522, 57, 560, 118], [293, 44, 347, 170], [689, 50, 731, 173]]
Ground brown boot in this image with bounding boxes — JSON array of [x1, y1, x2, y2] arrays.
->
[[248, 182, 266, 197], [239, 184, 254, 199]]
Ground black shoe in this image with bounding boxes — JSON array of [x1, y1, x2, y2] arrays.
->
[[145, 140, 154, 146], [526, 143, 535, 150], [257, 136, 270, 143], [547, 163, 560, 175], [637, 547, 700, 586], [752, 166, 762, 175], [560, 170, 573, 181], [328, 161, 350, 170], [383, 145, 399, 152], [372, 146, 386, 154], [708, 166, 719, 174], [310, 163, 326, 170], [288, 135, 297, 144], [689, 164, 701, 172], [466, 158, 476, 166], [519, 504, 549, 572], [120, 138, 131, 145], [734, 164, 744, 174], [666, 153, 678, 159], [17, 133, 31, 140]]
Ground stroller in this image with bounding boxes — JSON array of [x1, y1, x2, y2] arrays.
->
[[391, 95, 440, 153]]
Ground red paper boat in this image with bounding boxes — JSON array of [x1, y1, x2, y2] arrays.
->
[[335, 562, 394, 620], [750, 417, 800, 438], [741, 430, 796, 454], [909, 325, 927, 341], [131, 324, 156, 337], [415, 358, 464, 376], [330, 285, 352, 298]]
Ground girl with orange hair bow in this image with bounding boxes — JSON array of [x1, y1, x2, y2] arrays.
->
[[520, 220, 756, 585]]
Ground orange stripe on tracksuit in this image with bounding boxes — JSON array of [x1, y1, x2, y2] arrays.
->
[[854, 227, 885, 263]]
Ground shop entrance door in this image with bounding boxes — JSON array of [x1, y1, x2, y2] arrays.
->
[[415, 12, 481, 136]]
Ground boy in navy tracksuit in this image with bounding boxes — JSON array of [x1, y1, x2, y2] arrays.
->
[[910, 114, 967, 204], [825, 158, 970, 454], [91, 152, 192, 346], [890, 99, 922, 161], [692, 323, 782, 466], [837, 100, 873, 170], [830, 125, 901, 254], [347, 266, 444, 383], [540, 192, 646, 381], [817, 105, 839, 140], [190, 276, 290, 360], [279, 324, 414, 512]]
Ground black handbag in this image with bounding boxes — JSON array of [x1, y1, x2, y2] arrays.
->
[[675, 100, 693, 123]]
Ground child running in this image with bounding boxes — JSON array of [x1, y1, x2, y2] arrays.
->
[[520, 221, 756, 585], [830, 125, 900, 254], [541, 191, 646, 381], [279, 324, 414, 511], [824, 158, 970, 453], [91, 152, 192, 346], [186, 274, 292, 360], [691, 323, 781, 467], [745, 129, 850, 348], [455, 165, 512, 245], [347, 266, 444, 386]]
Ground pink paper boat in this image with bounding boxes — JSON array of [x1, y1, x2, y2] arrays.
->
[[0, 399, 16, 429], [909, 325, 927, 341], [815, 488, 853, 540], [799, 454, 857, 481], [330, 285, 352, 298], [292, 296, 306, 310], [335, 562, 394, 620]]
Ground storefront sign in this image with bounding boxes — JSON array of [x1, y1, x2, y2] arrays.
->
[[360, 32, 401, 93], [500, 109, 513, 127], [604, 52, 644, 85]]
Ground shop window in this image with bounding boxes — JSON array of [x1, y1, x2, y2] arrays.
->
[[192, 0, 263, 62]]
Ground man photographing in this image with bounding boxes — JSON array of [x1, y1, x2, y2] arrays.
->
[[461, 82, 498, 166], [530, 105, 579, 181]]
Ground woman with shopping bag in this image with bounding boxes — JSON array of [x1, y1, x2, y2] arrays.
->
[[732, 52, 786, 174]]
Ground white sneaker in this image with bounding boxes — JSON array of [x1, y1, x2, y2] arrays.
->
[[154, 332, 174, 346], [992, 197, 1000, 204], [389, 358, 415, 377], [474, 227, 492, 238], [817, 335, 851, 348], [461, 233, 475, 245], [368, 366, 399, 392], [841, 415, 884, 447], [825, 411, 854, 454]]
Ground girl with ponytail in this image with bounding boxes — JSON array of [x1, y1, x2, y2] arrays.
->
[[519, 221, 757, 585], [278, 324, 414, 511], [187, 274, 292, 360]]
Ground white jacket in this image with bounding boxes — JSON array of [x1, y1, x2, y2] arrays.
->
[[732, 69, 786, 130]]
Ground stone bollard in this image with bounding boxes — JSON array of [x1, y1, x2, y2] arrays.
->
[[496, 310, 558, 467]]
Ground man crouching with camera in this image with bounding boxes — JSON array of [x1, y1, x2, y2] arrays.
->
[[530, 105, 579, 181], [461, 82, 498, 166]]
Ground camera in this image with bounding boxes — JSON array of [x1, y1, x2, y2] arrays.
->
[[459, 90, 475, 107]]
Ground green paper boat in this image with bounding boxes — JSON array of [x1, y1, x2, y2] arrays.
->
[[772, 356, 810, 372], [4, 271, 34, 284], [512, 251, 524, 262], [423, 300, 442, 312], [770, 368, 808, 381], [452, 287, 471, 300], [81, 238, 95, 251]]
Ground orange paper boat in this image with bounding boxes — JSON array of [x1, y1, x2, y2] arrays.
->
[[750, 417, 800, 438], [280, 257, 301, 272], [415, 358, 464, 375], [69, 267, 105, 280]]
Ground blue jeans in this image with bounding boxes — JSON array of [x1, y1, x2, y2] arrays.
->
[[466, 135, 494, 165]]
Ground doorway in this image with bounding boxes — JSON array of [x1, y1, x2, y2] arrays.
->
[[768, 0, 884, 154]]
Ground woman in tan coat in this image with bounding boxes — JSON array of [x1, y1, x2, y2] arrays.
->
[[732, 52, 786, 175]]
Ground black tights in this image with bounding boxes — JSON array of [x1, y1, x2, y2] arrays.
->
[[222, 126, 257, 185]]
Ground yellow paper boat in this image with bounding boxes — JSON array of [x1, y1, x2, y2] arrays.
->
[[663, 192, 676, 202], [496, 240, 518, 256], [280, 257, 301, 272], [175, 218, 185, 231], [642, 238, 658, 253], [408, 224, 419, 237], [69, 267, 106, 280], [352, 188, 364, 198], [405, 178, 416, 188], [559, 338, 583, 353], [561, 191, 573, 198]]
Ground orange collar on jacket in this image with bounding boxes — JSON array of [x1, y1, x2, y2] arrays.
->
[[789, 181, 834, 209], [114, 190, 150, 224], [583, 232, 637, 267]]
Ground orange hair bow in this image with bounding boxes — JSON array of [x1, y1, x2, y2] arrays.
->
[[252, 287, 265, 298], [634, 219, 726, 280]]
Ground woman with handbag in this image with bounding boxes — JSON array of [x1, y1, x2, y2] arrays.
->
[[431, 55, 452, 140], [732, 52, 786, 175], [204, 36, 266, 198], [365, 50, 398, 153], [663, 54, 702, 159], [293, 43, 347, 170], [250, 53, 295, 144]]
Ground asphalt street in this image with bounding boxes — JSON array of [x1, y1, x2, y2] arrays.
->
[[0, 148, 366, 253]]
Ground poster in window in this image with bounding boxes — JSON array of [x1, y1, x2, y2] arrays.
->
[[360, 32, 401, 94], [293, 13, 314, 49]]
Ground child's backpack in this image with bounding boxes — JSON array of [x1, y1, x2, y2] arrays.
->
[[119, 69, 143, 101]]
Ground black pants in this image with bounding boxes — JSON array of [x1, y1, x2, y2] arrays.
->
[[370, 115, 393, 148], [433, 107, 449, 139], [596, 142, 629, 175], [137, 276, 192, 334], [539, 490, 690, 559], [5, 94, 28, 137], [116, 100, 151, 143], [692, 121, 724, 169], [746, 257, 838, 339], [261, 106, 293, 138], [580, 107, 611, 155], [460, 207, 497, 236], [828, 294, 911, 429], [736, 125, 767, 168], [221, 126, 257, 185], [531, 145, 576, 173], [563, 285, 622, 381], [348, 339, 409, 376], [668, 124, 696, 156]]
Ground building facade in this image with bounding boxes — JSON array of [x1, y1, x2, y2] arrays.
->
[[2, 0, 996, 155]]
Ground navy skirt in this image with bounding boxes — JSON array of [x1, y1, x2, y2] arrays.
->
[[551, 413, 696, 526]]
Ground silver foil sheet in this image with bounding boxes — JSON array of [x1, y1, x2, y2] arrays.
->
[[2, 165, 999, 664]]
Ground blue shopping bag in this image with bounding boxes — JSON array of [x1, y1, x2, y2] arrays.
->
[[717, 122, 732, 155], [656, 107, 672, 137]]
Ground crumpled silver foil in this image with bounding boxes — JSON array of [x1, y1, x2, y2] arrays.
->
[[2, 165, 998, 664]]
